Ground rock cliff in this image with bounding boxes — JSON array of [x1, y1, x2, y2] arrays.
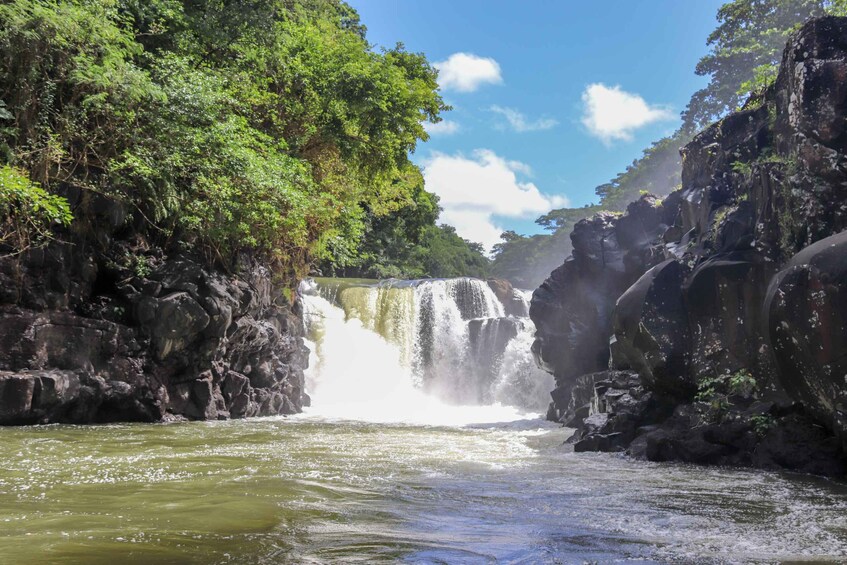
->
[[531, 16, 847, 475], [0, 193, 309, 424]]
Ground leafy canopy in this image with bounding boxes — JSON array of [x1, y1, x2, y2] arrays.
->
[[0, 0, 474, 279]]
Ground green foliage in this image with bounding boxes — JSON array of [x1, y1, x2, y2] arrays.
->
[[682, 0, 831, 132], [751, 413, 776, 437], [696, 369, 757, 400], [695, 369, 758, 420], [0, 165, 72, 256], [830, 0, 847, 15], [593, 133, 688, 211], [0, 0, 451, 279], [412, 225, 490, 279], [731, 161, 753, 177]]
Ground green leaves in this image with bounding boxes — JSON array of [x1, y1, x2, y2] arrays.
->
[[683, 0, 830, 131], [0, 0, 449, 278], [0, 166, 72, 255]]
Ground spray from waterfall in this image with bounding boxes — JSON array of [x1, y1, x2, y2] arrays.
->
[[300, 278, 553, 424]]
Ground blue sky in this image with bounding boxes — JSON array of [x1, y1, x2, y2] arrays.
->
[[348, 0, 725, 250]]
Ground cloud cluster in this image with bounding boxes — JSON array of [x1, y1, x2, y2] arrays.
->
[[581, 83, 674, 144], [423, 149, 568, 253], [434, 53, 502, 93], [490, 105, 558, 132], [424, 119, 460, 136]]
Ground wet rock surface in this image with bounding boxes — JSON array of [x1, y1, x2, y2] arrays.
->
[[530, 197, 674, 385], [486, 278, 529, 317], [765, 230, 847, 447], [0, 234, 308, 424], [567, 372, 845, 476], [532, 17, 847, 475]]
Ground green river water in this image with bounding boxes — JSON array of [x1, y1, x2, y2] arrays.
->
[[1, 414, 846, 564]]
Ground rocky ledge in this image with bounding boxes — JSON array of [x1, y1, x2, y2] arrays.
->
[[532, 16, 847, 475], [0, 205, 309, 424]]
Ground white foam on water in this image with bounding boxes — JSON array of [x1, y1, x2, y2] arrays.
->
[[300, 282, 543, 426]]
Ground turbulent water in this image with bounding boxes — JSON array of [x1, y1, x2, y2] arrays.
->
[[2, 277, 847, 564], [2, 418, 847, 564], [303, 277, 553, 413]]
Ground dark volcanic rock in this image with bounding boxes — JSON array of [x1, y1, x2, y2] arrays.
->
[[0, 249, 309, 424], [765, 230, 847, 448], [531, 196, 675, 417], [632, 401, 845, 477], [683, 250, 778, 391], [532, 17, 847, 475], [487, 278, 529, 317], [567, 371, 674, 453], [611, 259, 692, 397]]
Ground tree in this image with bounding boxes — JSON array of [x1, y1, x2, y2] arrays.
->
[[0, 0, 457, 281], [493, 0, 842, 289], [682, 0, 833, 132]]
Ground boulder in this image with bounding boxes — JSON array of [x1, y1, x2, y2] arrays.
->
[[531, 197, 674, 387], [486, 278, 529, 317], [0, 374, 35, 423], [611, 259, 692, 397], [139, 292, 211, 359], [683, 251, 776, 389], [765, 230, 847, 446]]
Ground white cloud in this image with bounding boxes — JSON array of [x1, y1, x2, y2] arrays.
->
[[580, 83, 674, 144], [425, 120, 460, 136], [490, 105, 558, 132], [434, 53, 502, 92], [506, 159, 533, 176], [423, 149, 569, 253]]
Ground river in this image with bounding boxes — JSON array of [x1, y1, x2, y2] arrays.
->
[[1, 416, 846, 563], [1, 278, 846, 563]]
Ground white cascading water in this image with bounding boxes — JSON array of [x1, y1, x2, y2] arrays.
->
[[300, 278, 554, 424]]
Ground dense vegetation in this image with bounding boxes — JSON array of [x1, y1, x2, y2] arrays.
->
[[492, 0, 847, 289], [5, 0, 846, 287], [324, 183, 490, 279], [0, 0, 489, 282]]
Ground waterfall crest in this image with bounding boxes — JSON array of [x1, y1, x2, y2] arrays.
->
[[301, 278, 553, 423]]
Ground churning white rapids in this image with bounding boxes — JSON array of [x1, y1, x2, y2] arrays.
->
[[300, 277, 553, 424], [1, 277, 845, 564]]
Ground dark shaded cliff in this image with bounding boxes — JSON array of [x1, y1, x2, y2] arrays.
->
[[0, 194, 309, 424], [531, 16, 847, 475]]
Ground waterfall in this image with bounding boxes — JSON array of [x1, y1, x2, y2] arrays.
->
[[300, 278, 552, 423], [492, 319, 555, 410]]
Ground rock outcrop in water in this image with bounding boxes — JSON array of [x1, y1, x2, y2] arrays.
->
[[532, 16, 847, 475], [0, 199, 309, 424]]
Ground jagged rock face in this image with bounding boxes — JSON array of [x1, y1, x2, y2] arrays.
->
[[531, 17, 847, 471], [0, 220, 308, 424], [531, 196, 678, 414], [773, 17, 847, 249], [566, 370, 844, 476]]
